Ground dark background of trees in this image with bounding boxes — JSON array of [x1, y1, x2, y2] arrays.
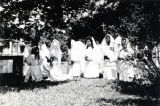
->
[[0, 0, 159, 44]]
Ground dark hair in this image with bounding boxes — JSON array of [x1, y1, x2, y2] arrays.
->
[[3, 41, 10, 48], [31, 46, 40, 59], [86, 38, 94, 49], [105, 35, 110, 45]]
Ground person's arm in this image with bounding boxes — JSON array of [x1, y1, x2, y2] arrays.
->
[[71, 39, 75, 48], [45, 56, 50, 62]]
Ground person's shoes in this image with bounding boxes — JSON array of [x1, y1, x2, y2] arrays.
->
[[99, 73, 103, 79], [80, 73, 84, 78]]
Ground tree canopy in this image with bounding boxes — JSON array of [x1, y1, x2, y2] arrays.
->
[[0, 0, 159, 47]]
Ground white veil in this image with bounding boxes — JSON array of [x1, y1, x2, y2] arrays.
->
[[101, 34, 118, 62], [70, 39, 86, 61], [50, 39, 62, 65]]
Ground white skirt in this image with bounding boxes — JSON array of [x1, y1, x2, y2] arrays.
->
[[103, 61, 117, 80], [84, 61, 100, 78], [69, 61, 81, 77]]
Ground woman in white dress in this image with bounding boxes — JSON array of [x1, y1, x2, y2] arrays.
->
[[69, 39, 86, 77], [47, 57, 72, 81], [83, 38, 100, 78], [50, 39, 62, 66], [22, 42, 32, 76], [47, 39, 72, 81], [118, 38, 135, 81], [39, 41, 51, 78], [101, 35, 118, 80], [108, 34, 122, 53], [92, 37, 104, 74]]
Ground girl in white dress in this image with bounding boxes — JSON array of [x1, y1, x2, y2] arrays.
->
[[22, 42, 32, 76], [47, 39, 72, 81], [50, 39, 62, 66], [101, 35, 116, 80], [92, 37, 104, 74], [39, 41, 51, 77], [108, 34, 122, 53], [83, 38, 100, 78]]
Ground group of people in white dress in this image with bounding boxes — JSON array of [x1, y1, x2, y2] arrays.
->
[[1, 34, 159, 83], [69, 34, 136, 81]]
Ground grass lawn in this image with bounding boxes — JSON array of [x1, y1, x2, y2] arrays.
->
[[0, 78, 159, 106]]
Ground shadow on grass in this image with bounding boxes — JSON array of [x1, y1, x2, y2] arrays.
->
[[96, 98, 160, 106], [112, 80, 160, 99], [0, 75, 71, 94]]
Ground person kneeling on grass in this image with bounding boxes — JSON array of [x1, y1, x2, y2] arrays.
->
[[83, 37, 101, 78], [24, 47, 43, 83], [46, 56, 73, 81]]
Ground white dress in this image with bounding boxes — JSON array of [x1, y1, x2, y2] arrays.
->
[[109, 34, 122, 53], [83, 47, 100, 78], [101, 35, 119, 80], [50, 39, 62, 66], [69, 40, 86, 77], [46, 39, 72, 81], [118, 39, 135, 81], [22, 45, 30, 76], [118, 60, 135, 81], [119, 38, 134, 58], [39, 43, 51, 77], [92, 37, 104, 73], [103, 60, 117, 80], [48, 60, 71, 81]]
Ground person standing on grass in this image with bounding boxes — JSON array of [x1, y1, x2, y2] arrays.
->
[[24, 47, 43, 83]]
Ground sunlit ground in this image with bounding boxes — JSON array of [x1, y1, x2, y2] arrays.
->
[[0, 78, 159, 106]]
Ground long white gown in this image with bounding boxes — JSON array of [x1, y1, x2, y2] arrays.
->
[[22, 44, 31, 76], [47, 39, 72, 81], [69, 40, 86, 77], [101, 35, 120, 80], [83, 46, 101, 78], [109, 34, 122, 53], [83, 37, 104, 79], [119, 38, 134, 58], [39, 43, 51, 77], [118, 39, 135, 81], [47, 60, 71, 81], [50, 39, 62, 66], [92, 37, 104, 73]]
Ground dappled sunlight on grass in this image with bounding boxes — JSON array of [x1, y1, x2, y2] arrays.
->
[[0, 79, 159, 106]]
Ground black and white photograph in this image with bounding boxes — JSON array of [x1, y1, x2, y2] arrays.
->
[[0, 0, 160, 106]]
